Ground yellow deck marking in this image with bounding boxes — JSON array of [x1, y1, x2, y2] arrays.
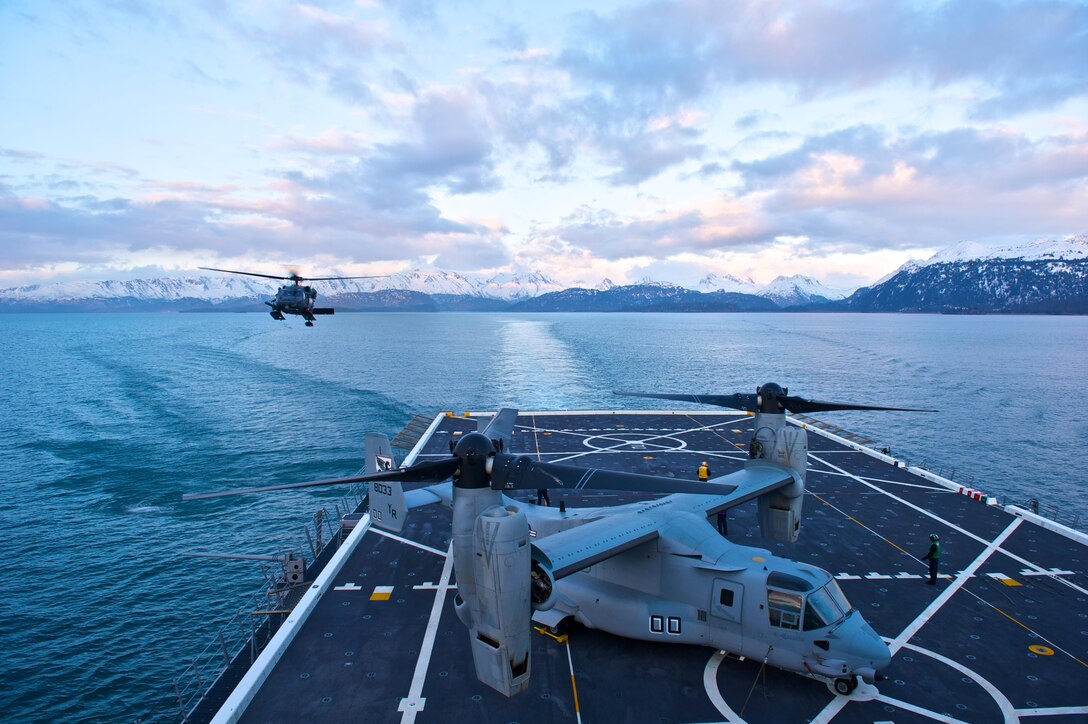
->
[[643, 455, 654, 460], [999, 577, 1023, 587], [731, 429, 744, 434], [370, 585, 393, 601], [751, 556, 765, 562], [533, 625, 568, 644], [1030, 645, 1055, 656]]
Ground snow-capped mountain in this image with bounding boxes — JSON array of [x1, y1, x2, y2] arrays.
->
[[922, 234, 1088, 265], [1, 275, 282, 302], [755, 275, 850, 307], [479, 271, 564, 300], [846, 234, 1088, 313], [3, 234, 1084, 313], [0, 268, 562, 306], [697, 272, 759, 295]]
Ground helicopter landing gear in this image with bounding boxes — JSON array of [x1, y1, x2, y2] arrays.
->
[[270, 310, 286, 321], [833, 676, 858, 695], [305, 321, 314, 327]]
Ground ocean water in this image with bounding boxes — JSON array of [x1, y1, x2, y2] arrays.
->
[[2, 311, 1086, 722]]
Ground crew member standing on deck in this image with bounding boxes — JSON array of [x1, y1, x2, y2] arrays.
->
[[922, 533, 941, 584], [536, 488, 551, 506], [716, 509, 728, 536], [697, 461, 711, 482]]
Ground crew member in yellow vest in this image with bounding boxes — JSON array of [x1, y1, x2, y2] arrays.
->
[[697, 461, 710, 481]]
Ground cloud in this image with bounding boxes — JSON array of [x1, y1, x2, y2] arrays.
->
[[732, 125, 1088, 248], [0, 85, 510, 272], [222, 2, 397, 106], [537, 196, 775, 261], [267, 128, 370, 155], [557, 0, 1088, 117]]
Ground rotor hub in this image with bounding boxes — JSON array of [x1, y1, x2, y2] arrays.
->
[[452, 432, 496, 489], [756, 382, 787, 414]]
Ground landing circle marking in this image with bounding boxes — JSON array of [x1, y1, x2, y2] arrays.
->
[[581, 432, 687, 452]]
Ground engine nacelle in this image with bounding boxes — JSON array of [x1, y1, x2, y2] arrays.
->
[[757, 426, 807, 543], [530, 554, 557, 611], [467, 505, 532, 697]]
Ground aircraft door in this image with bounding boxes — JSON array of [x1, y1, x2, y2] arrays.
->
[[711, 580, 743, 622], [710, 579, 744, 650]]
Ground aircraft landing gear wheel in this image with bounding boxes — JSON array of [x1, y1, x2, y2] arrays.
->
[[305, 321, 314, 327], [833, 677, 857, 695]]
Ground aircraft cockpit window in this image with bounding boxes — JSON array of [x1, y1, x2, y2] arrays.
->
[[767, 588, 802, 630], [804, 589, 840, 630], [767, 571, 811, 592], [826, 580, 853, 615], [802, 582, 853, 630]]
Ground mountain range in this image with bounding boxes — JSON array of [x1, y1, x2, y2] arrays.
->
[[2, 235, 1085, 314]]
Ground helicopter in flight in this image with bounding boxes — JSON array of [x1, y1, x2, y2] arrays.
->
[[199, 267, 387, 326], [184, 383, 934, 698]]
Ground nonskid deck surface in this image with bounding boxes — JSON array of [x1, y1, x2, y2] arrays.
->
[[233, 412, 1088, 724]]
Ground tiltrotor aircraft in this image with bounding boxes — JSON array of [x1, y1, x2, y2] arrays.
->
[[184, 383, 934, 697], [199, 267, 386, 326]]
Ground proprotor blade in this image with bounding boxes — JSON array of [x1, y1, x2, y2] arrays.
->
[[779, 396, 938, 414], [182, 457, 461, 501], [614, 391, 759, 412], [489, 454, 735, 495], [481, 408, 518, 451]]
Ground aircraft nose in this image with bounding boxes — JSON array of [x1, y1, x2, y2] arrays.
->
[[853, 620, 892, 671]]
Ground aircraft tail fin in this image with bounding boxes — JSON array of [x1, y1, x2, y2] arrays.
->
[[364, 433, 406, 532]]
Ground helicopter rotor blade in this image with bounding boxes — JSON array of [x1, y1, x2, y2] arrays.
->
[[181, 457, 461, 501], [778, 396, 938, 414], [301, 275, 389, 281], [199, 267, 292, 281], [613, 391, 759, 412]]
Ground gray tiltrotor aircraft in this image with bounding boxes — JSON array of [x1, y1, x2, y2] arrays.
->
[[199, 267, 386, 326], [184, 382, 934, 698]]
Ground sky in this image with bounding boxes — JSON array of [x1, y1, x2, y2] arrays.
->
[[1, 0, 1086, 292]]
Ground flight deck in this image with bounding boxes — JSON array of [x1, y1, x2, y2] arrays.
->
[[193, 411, 1088, 723]]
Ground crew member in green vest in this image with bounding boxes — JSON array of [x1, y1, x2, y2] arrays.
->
[[922, 533, 941, 585]]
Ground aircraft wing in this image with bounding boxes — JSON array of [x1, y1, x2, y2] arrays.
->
[[531, 513, 660, 579], [699, 462, 799, 515]]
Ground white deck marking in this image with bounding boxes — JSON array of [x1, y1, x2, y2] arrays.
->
[[371, 527, 449, 557], [874, 693, 970, 723], [810, 453, 1088, 597], [810, 518, 1022, 724], [889, 518, 1022, 654], [896, 642, 1018, 723], [702, 651, 747, 723], [398, 541, 455, 723], [525, 419, 739, 463], [333, 583, 362, 591], [1016, 705, 1088, 717], [810, 469, 948, 490]]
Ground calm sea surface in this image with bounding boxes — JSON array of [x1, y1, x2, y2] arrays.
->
[[2, 312, 1086, 722]]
